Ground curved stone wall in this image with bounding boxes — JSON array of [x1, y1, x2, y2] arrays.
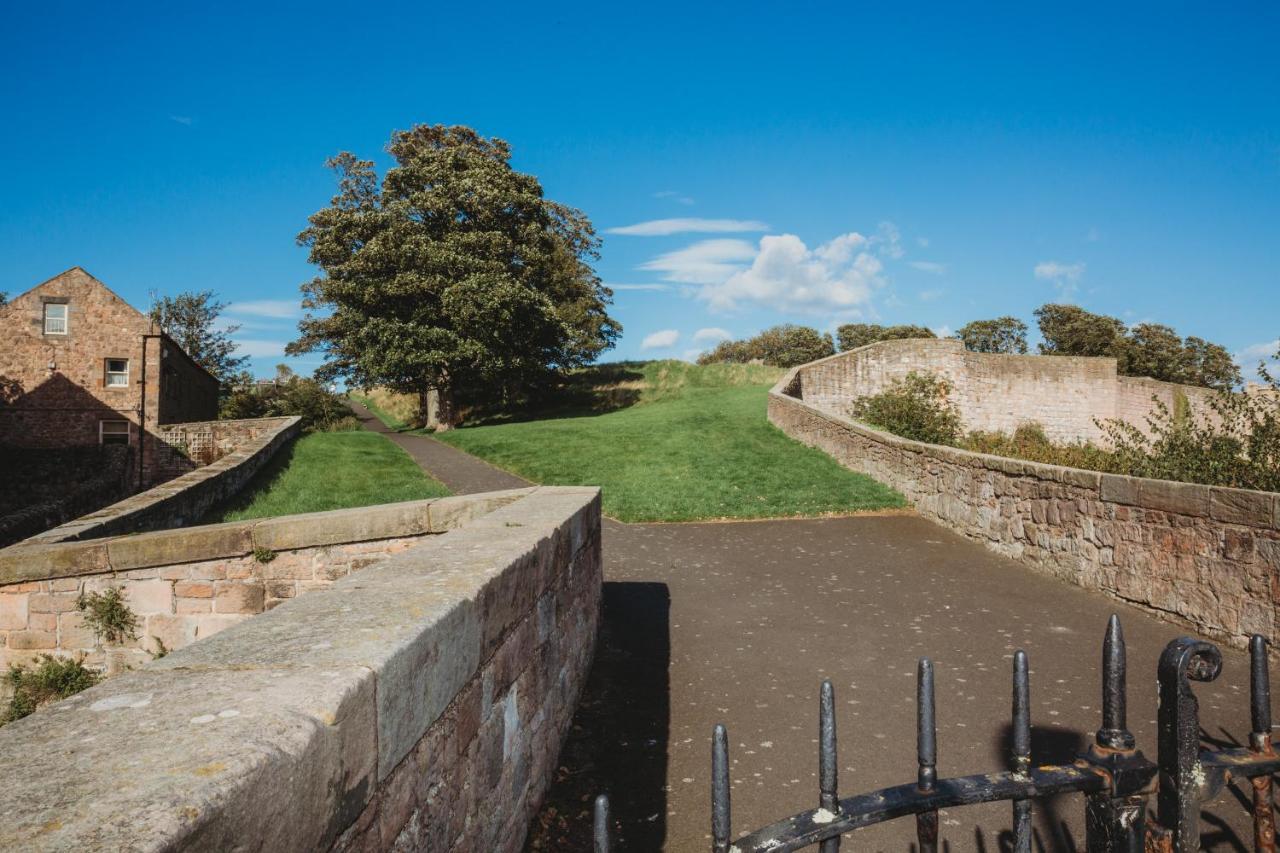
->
[[796, 338, 1220, 444], [0, 486, 601, 852], [769, 361, 1280, 651]]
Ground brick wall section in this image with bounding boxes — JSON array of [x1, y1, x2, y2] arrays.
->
[[798, 338, 1221, 444], [770, 369, 1280, 652], [0, 267, 218, 452], [0, 490, 532, 675], [0, 486, 601, 853]]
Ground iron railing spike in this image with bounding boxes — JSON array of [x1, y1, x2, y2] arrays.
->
[[916, 657, 938, 853], [1012, 649, 1032, 853], [819, 679, 840, 852], [713, 724, 731, 853]]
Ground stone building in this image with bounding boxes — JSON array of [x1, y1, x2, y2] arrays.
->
[[0, 267, 220, 487]]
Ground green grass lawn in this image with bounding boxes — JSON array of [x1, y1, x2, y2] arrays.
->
[[204, 430, 450, 523], [435, 360, 905, 522]]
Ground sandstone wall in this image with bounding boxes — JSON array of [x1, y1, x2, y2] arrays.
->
[[799, 338, 1219, 444], [0, 486, 600, 853], [770, 370, 1280, 651]]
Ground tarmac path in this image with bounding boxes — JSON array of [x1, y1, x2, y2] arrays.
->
[[350, 402, 1261, 852]]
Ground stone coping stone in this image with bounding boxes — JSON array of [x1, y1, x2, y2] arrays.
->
[[0, 486, 600, 852], [768, 376, 1277, 525], [0, 488, 535, 584]]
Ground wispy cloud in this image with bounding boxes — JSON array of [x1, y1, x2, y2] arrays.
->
[[654, 190, 695, 206], [226, 299, 302, 320], [608, 218, 769, 237], [606, 283, 672, 292], [169, 115, 194, 126], [640, 238, 757, 284], [918, 288, 945, 302], [873, 221, 905, 259], [909, 261, 947, 275], [1235, 340, 1279, 380], [641, 329, 680, 350], [232, 339, 287, 358], [693, 327, 733, 344], [1034, 260, 1086, 299]]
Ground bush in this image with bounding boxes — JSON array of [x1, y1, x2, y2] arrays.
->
[[220, 366, 350, 430], [3, 655, 99, 724], [849, 372, 962, 445], [962, 423, 1121, 472], [697, 325, 834, 368], [836, 323, 936, 352], [324, 415, 362, 432], [76, 587, 139, 645]]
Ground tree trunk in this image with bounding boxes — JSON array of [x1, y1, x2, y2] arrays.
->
[[434, 384, 461, 431]]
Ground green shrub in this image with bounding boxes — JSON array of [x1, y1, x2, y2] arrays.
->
[[76, 587, 139, 645], [849, 372, 962, 445], [220, 366, 351, 431], [698, 325, 835, 368], [962, 423, 1122, 472], [3, 655, 99, 724], [324, 415, 362, 432]]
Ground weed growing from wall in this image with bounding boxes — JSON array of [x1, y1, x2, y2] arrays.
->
[[76, 587, 139, 645], [2, 655, 99, 724]]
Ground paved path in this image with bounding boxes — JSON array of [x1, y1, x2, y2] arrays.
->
[[353, 408, 1259, 852]]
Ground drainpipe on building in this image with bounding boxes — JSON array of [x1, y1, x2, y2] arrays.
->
[[140, 333, 162, 487]]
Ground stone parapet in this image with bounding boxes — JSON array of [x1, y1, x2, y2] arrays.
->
[[0, 486, 601, 852], [17, 415, 301, 545], [0, 489, 533, 672], [770, 366, 1280, 652]]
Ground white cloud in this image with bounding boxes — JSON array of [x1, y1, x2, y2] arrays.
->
[[233, 339, 287, 357], [607, 218, 770, 237], [169, 115, 193, 126], [681, 349, 704, 362], [639, 239, 757, 284], [226, 299, 301, 319], [909, 261, 947, 275], [932, 325, 953, 338], [1034, 260, 1086, 299], [1085, 226, 1101, 242], [916, 236, 930, 248], [697, 232, 884, 314], [1235, 340, 1280, 380], [607, 283, 672, 292], [918, 288, 945, 302], [641, 329, 680, 350], [693, 327, 733, 344]]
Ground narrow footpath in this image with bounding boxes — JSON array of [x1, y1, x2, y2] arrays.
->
[[350, 403, 1258, 852]]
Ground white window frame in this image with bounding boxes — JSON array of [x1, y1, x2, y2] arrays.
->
[[43, 303, 68, 335], [105, 358, 130, 388], [99, 420, 131, 445]]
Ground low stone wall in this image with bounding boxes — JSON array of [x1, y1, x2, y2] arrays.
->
[[0, 489, 530, 674], [148, 417, 287, 482], [797, 338, 1220, 444], [0, 446, 135, 548], [17, 415, 300, 545], [0, 486, 601, 852], [770, 368, 1280, 651]]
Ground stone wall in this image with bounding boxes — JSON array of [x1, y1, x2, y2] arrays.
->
[[0, 446, 135, 548], [0, 490, 528, 674], [149, 416, 290, 482], [798, 338, 1220, 444], [0, 486, 600, 853], [770, 368, 1280, 652], [17, 415, 300, 545]]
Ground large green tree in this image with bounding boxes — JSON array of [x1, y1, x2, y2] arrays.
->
[[288, 124, 620, 427], [149, 291, 249, 383], [1034, 304, 1127, 358], [696, 324, 834, 367]]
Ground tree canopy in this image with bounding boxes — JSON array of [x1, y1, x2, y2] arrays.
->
[[287, 124, 620, 427], [148, 291, 249, 382], [836, 323, 935, 352], [955, 317, 1028, 354], [1035, 304, 1239, 389]]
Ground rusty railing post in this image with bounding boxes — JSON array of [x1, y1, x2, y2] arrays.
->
[[1250, 635, 1276, 853], [1082, 616, 1156, 853]]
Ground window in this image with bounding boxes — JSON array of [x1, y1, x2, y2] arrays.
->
[[43, 303, 68, 335], [105, 358, 129, 388], [100, 420, 130, 446]]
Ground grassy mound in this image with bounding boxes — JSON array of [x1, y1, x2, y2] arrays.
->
[[436, 360, 904, 522], [205, 431, 450, 522]]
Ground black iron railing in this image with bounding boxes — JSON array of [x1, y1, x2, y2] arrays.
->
[[591, 616, 1280, 852]]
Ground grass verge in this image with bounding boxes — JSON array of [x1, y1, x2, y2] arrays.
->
[[204, 431, 450, 522], [436, 360, 905, 522]]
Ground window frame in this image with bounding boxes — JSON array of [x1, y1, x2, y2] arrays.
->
[[99, 420, 131, 446], [104, 358, 130, 389], [43, 303, 68, 336]]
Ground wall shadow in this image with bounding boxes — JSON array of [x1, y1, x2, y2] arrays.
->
[[198, 435, 300, 523], [525, 581, 671, 851]]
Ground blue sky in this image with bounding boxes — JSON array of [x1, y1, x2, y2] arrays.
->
[[2, 2, 1277, 378]]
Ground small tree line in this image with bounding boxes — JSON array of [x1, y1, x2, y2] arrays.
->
[[699, 306, 1243, 390]]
